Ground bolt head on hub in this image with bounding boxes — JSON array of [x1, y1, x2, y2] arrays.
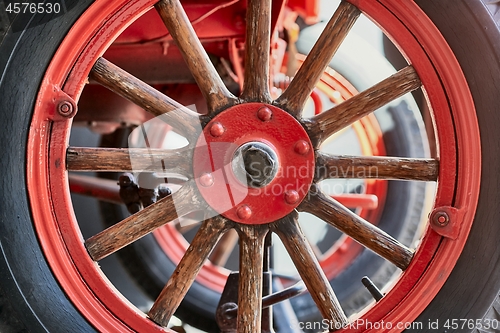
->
[[236, 205, 252, 220], [257, 107, 273, 122], [338, 243, 349, 253], [294, 140, 310, 155], [210, 122, 225, 137], [284, 190, 300, 205], [199, 172, 214, 187]]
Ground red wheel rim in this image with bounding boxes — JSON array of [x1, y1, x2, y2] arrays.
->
[[339, 0, 480, 329], [29, 1, 165, 332], [26, 0, 480, 331]]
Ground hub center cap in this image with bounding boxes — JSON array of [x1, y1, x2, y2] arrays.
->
[[193, 103, 315, 224], [232, 142, 279, 188]]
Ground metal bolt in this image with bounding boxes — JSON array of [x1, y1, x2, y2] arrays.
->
[[361, 276, 384, 302], [257, 107, 273, 122], [210, 122, 225, 137], [58, 101, 74, 117], [220, 302, 238, 319], [294, 140, 310, 155], [199, 172, 214, 187], [157, 185, 172, 199], [118, 173, 134, 186], [284, 190, 300, 205], [432, 210, 450, 226], [236, 205, 252, 220]]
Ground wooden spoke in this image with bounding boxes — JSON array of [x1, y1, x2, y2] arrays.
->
[[85, 182, 204, 261], [298, 184, 414, 270], [275, 2, 360, 116], [209, 229, 239, 266], [68, 174, 121, 204], [155, 0, 237, 114], [239, 0, 272, 102], [234, 224, 269, 333], [315, 152, 439, 182], [271, 213, 347, 324], [90, 57, 203, 141], [306, 66, 421, 147], [148, 216, 230, 327], [66, 147, 192, 177]]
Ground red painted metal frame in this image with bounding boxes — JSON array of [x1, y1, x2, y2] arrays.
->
[[287, 0, 320, 25], [26, 0, 480, 332], [100, 0, 288, 81]]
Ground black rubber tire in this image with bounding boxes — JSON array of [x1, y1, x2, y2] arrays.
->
[[0, 1, 500, 332], [407, 0, 500, 330], [0, 1, 97, 332]]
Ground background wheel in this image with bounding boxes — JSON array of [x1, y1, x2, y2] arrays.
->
[[0, 0, 499, 332]]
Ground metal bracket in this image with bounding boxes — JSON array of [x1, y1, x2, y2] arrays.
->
[[216, 272, 239, 333], [118, 173, 171, 214], [46, 85, 78, 121], [430, 206, 464, 240], [216, 271, 275, 333]]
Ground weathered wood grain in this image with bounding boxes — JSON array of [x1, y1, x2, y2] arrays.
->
[[156, 0, 237, 114], [275, 1, 360, 116], [305, 66, 421, 147], [148, 216, 230, 326], [240, 0, 272, 103], [298, 184, 414, 270], [90, 57, 204, 141], [209, 229, 239, 266], [85, 182, 204, 261], [234, 224, 269, 333], [66, 147, 193, 177], [315, 152, 439, 182], [271, 213, 348, 324]]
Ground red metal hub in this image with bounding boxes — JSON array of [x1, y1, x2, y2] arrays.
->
[[193, 103, 315, 224]]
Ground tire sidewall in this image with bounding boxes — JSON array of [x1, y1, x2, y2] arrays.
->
[[0, 2, 96, 332], [409, 0, 500, 329]]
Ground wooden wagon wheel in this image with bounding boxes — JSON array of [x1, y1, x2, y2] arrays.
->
[[61, 1, 441, 331], [20, 0, 484, 331]]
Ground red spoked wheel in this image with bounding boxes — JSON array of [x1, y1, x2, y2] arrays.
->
[[18, 0, 482, 332]]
